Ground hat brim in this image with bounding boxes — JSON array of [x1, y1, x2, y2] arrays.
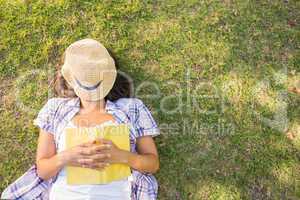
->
[[61, 62, 117, 101]]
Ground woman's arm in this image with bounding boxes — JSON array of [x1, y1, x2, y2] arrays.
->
[[125, 136, 160, 174], [36, 129, 65, 180], [100, 136, 159, 174]]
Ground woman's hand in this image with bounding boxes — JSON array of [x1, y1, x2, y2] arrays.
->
[[95, 137, 160, 174], [59, 140, 112, 170], [96, 139, 128, 164]]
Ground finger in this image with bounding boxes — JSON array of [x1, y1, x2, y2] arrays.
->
[[70, 163, 89, 168], [78, 158, 94, 165], [79, 144, 110, 156], [99, 139, 113, 144], [68, 162, 82, 167], [78, 148, 92, 156], [91, 162, 110, 170], [93, 144, 111, 152], [90, 153, 111, 161], [84, 161, 105, 169], [79, 141, 94, 147], [93, 138, 104, 144], [79, 146, 100, 156]]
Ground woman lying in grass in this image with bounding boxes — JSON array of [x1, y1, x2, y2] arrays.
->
[[1, 39, 160, 200]]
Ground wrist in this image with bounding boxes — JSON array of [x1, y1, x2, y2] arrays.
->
[[118, 149, 131, 165], [56, 150, 68, 168]]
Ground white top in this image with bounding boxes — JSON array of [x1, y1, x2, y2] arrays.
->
[[49, 120, 132, 200]]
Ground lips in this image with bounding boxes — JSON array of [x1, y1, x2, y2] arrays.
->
[[74, 77, 102, 91]]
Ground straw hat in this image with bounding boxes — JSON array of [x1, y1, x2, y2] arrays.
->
[[61, 38, 117, 101]]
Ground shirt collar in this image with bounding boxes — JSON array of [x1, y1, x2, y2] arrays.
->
[[66, 97, 116, 113]]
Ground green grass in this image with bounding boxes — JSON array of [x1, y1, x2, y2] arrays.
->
[[1, 0, 299, 199]]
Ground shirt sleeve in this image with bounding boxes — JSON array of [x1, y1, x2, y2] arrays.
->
[[33, 98, 57, 135], [133, 99, 160, 138]]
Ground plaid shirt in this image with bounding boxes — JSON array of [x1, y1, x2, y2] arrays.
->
[[1, 97, 160, 200]]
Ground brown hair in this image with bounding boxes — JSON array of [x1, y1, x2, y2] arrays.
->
[[52, 49, 133, 101]]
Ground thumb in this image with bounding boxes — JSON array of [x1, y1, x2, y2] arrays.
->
[[96, 138, 112, 144], [93, 137, 106, 144], [101, 138, 112, 144]]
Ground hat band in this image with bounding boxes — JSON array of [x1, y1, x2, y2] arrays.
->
[[74, 77, 102, 91]]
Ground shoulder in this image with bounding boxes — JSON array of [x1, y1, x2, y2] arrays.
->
[[113, 98, 147, 111], [113, 97, 156, 120], [46, 97, 73, 104], [44, 97, 68, 105], [113, 98, 147, 119], [114, 98, 160, 137], [114, 97, 145, 107], [42, 97, 71, 109], [39, 97, 77, 115]]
